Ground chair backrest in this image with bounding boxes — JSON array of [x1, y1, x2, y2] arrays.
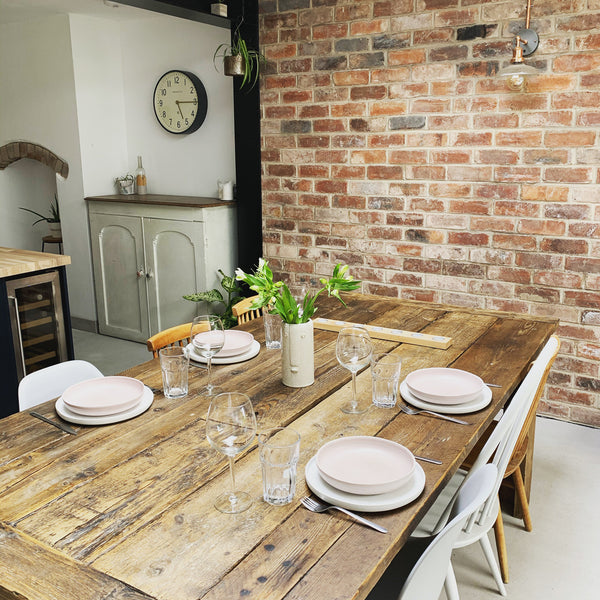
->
[[398, 464, 498, 600], [18, 360, 103, 411], [467, 334, 560, 528], [432, 334, 560, 533], [232, 296, 263, 324], [146, 322, 194, 358]]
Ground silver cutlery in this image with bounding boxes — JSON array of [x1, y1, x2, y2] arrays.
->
[[414, 455, 442, 465], [29, 412, 77, 435], [485, 382, 502, 388], [300, 496, 388, 533], [400, 404, 469, 425]]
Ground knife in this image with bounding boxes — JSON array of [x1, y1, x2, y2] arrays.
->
[[29, 411, 78, 435]]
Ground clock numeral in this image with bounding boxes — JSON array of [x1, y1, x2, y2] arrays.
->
[[162, 111, 166, 118], [160, 88, 166, 96], [166, 80, 171, 87], [158, 99, 163, 107], [174, 75, 180, 84], [177, 121, 181, 129], [191, 110, 195, 117], [185, 118, 189, 126]]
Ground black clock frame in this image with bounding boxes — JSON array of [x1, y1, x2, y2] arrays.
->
[[153, 70, 208, 134]]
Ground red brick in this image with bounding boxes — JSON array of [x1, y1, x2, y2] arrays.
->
[[410, 165, 445, 180], [350, 150, 387, 164], [350, 20, 388, 35], [545, 167, 594, 183], [367, 165, 404, 180], [546, 131, 597, 147], [499, 94, 549, 112], [540, 238, 588, 254], [496, 167, 541, 183], [370, 101, 408, 116], [332, 165, 365, 179], [369, 133, 406, 147], [565, 291, 600, 309], [488, 266, 531, 284], [315, 180, 347, 194], [523, 149, 569, 165], [389, 150, 428, 164], [332, 71, 370, 86], [265, 43, 297, 60], [299, 165, 329, 178], [533, 271, 583, 288], [477, 149, 519, 165], [521, 185, 569, 202], [449, 200, 489, 215], [448, 232, 489, 246], [554, 91, 600, 108], [496, 131, 543, 146], [474, 114, 519, 129], [299, 105, 329, 118], [389, 49, 427, 65], [313, 23, 348, 40], [553, 53, 600, 72], [455, 132, 492, 146], [447, 165, 493, 181], [372, 68, 411, 83], [331, 103, 367, 117], [519, 219, 566, 235], [474, 184, 519, 200], [471, 217, 514, 232], [494, 234, 537, 251], [351, 86, 388, 100]]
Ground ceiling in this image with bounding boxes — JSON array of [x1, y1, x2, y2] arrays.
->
[[0, 0, 149, 25]]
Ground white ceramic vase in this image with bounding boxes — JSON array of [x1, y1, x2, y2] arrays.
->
[[281, 320, 314, 388]]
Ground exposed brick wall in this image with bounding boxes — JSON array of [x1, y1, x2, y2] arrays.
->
[[258, 0, 600, 427], [0, 141, 69, 179]]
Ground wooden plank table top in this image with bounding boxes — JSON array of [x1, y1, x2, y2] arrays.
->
[[0, 294, 557, 600]]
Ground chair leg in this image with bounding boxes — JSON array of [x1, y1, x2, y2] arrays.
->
[[513, 468, 533, 532], [478, 533, 507, 596], [493, 506, 509, 584], [444, 561, 460, 600]]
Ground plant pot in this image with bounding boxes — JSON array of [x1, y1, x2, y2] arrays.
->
[[224, 55, 245, 77], [281, 320, 314, 388], [117, 180, 135, 195], [48, 222, 62, 237]]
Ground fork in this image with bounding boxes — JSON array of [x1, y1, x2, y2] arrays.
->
[[300, 496, 388, 533], [400, 404, 469, 425]]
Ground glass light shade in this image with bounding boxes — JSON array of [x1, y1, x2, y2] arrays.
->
[[498, 62, 540, 91]]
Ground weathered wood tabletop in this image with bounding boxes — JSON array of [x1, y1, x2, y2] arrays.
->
[[0, 293, 557, 600]]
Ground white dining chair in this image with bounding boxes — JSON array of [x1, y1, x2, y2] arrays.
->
[[18, 360, 103, 411], [366, 464, 498, 600], [413, 335, 560, 599]]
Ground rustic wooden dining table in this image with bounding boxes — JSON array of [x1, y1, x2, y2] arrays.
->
[[0, 293, 557, 600]]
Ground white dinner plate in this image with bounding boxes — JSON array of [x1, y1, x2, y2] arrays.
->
[[305, 456, 425, 512], [56, 386, 153, 425], [217, 330, 255, 357], [186, 340, 260, 365], [316, 436, 415, 496], [62, 376, 145, 416], [405, 367, 484, 405], [400, 380, 492, 414]]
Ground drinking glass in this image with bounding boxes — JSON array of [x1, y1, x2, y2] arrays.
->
[[336, 326, 373, 414], [206, 392, 257, 513], [191, 315, 225, 396]]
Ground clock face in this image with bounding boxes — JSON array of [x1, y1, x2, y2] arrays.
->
[[153, 70, 208, 134]]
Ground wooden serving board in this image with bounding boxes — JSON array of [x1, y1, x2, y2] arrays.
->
[[313, 317, 453, 349]]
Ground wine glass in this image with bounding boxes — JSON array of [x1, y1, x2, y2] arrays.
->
[[206, 392, 257, 513], [191, 315, 225, 396], [336, 326, 373, 414]]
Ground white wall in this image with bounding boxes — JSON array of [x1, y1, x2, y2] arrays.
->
[[0, 9, 235, 325]]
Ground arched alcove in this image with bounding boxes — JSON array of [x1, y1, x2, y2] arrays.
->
[[0, 142, 69, 179]]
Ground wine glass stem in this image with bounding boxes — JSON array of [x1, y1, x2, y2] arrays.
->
[[351, 371, 357, 408], [206, 356, 213, 390], [228, 455, 236, 494]]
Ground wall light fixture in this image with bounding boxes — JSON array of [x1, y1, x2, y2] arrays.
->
[[498, 0, 540, 91]]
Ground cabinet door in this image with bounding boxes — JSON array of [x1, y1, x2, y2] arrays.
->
[[89, 214, 149, 342], [143, 218, 206, 335]]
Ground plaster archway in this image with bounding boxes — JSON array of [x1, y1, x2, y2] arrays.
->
[[0, 141, 69, 179]]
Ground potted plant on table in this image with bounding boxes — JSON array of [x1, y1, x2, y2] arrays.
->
[[236, 259, 361, 387], [20, 194, 61, 236], [213, 24, 266, 90]]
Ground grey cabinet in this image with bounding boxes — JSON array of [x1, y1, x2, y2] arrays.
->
[[88, 199, 236, 343]]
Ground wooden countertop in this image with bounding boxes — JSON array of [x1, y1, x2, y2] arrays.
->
[[85, 194, 235, 208], [0, 247, 71, 278]]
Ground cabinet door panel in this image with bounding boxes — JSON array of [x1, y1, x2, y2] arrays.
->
[[89, 214, 149, 342], [143, 219, 205, 335]]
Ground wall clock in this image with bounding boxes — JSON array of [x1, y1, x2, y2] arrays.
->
[[153, 70, 208, 134]]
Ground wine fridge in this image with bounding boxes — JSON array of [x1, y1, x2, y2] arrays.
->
[[1, 268, 73, 417]]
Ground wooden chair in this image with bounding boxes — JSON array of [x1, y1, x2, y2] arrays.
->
[[146, 322, 194, 358], [232, 295, 263, 324], [463, 334, 560, 534]]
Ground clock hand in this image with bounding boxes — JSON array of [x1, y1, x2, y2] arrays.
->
[[175, 100, 184, 119], [177, 100, 198, 104]]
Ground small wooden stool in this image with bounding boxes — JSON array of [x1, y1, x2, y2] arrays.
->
[[42, 235, 63, 254]]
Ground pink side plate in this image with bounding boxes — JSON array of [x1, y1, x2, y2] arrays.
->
[[216, 330, 255, 357], [62, 376, 145, 416], [316, 436, 416, 496], [405, 367, 484, 405]]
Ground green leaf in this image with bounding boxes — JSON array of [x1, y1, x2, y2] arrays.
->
[[183, 289, 224, 304]]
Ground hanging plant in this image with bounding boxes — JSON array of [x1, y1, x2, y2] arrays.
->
[[213, 23, 266, 90]]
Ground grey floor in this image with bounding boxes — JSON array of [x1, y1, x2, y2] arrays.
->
[[73, 330, 600, 600]]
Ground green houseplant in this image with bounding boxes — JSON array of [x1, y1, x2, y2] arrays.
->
[[183, 270, 244, 329], [213, 25, 266, 90], [236, 259, 361, 388], [20, 194, 61, 236], [235, 259, 361, 324]]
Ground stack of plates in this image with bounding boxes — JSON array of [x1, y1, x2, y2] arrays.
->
[[55, 376, 154, 425], [305, 436, 425, 512], [186, 330, 259, 364], [401, 367, 492, 414]]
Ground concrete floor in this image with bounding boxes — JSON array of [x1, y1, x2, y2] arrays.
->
[[73, 330, 600, 600]]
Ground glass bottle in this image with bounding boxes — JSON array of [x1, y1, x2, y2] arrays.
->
[[135, 155, 147, 194]]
